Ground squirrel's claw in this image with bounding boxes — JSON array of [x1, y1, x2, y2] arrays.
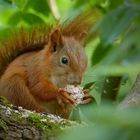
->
[[80, 89, 94, 105], [58, 88, 76, 105]]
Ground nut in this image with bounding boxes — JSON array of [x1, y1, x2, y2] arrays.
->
[[63, 85, 84, 105]]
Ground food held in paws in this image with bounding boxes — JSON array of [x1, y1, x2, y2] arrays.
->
[[63, 85, 84, 105]]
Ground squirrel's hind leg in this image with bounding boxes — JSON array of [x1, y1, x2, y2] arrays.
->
[[0, 74, 46, 112]]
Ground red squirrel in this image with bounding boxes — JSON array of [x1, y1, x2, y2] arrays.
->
[[0, 13, 94, 118]]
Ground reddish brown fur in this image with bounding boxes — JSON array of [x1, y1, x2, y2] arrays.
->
[[0, 12, 95, 118]]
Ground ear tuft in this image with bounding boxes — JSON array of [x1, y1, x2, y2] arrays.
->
[[50, 28, 62, 45], [78, 31, 88, 44], [48, 28, 63, 52]]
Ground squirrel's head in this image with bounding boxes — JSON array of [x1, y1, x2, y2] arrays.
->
[[44, 28, 87, 88]]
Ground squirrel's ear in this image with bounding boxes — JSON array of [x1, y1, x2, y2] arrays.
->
[[79, 31, 87, 40], [49, 28, 63, 52], [77, 31, 87, 46]]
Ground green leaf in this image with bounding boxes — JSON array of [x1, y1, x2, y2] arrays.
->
[[99, 5, 139, 46], [22, 13, 46, 25], [121, 29, 140, 64], [0, 0, 12, 6], [24, 0, 50, 16], [91, 43, 112, 65], [83, 81, 95, 90], [8, 11, 45, 26], [99, 28, 140, 65], [60, 106, 140, 140], [108, 0, 124, 9], [127, 0, 140, 4], [12, 0, 28, 9], [84, 64, 140, 85], [74, 0, 102, 8]]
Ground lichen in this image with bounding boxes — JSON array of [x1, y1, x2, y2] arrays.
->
[[0, 118, 8, 130], [0, 96, 10, 106], [0, 97, 79, 139], [27, 112, 67, 138]]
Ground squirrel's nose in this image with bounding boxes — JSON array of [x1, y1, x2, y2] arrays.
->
[[69, 75, 82, 86], [73, 81, 81, 86]]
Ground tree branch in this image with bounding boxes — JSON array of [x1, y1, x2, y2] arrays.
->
[[48, 0, 60, 20], [119, 74, 140, 108], [0, 97, 77, 140]]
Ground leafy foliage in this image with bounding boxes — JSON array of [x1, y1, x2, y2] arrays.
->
[[0, 0, 140, 139]]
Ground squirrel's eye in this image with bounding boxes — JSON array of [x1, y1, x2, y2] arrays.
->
[[61, 57, 68, 65]]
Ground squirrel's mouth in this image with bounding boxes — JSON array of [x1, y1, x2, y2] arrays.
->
[[50, 76, 67, 88]]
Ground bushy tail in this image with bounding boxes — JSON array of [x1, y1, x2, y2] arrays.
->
[[0, 27, 50, 76]]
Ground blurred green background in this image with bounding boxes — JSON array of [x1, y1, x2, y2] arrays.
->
[[0, 0, 140, 139]]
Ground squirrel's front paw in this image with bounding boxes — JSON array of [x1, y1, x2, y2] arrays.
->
[[57, 88, 76, 105], [80, 89, 94, 104]]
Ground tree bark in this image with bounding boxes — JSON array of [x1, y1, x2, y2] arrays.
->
[[119, 74, 140, 108], [0, 97, 76, 140]]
